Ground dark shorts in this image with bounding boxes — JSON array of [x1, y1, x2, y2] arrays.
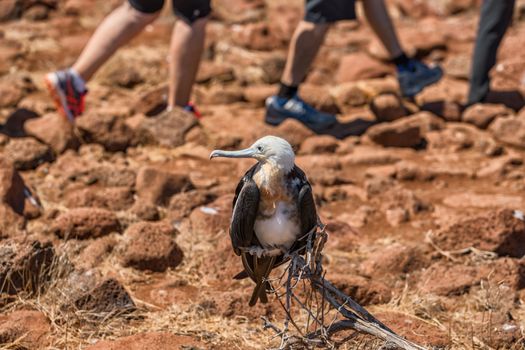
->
[[305, 0, 356, 23], [128, 0, 211, 23]]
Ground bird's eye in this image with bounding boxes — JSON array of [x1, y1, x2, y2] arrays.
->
[[257, 146, 263, 151]]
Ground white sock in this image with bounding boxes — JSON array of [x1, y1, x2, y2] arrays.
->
[[68, 68, 87, 93]]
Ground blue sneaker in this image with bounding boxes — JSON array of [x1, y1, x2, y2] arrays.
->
[[265, 95, 337, 132], [397, 60, 443, 97]]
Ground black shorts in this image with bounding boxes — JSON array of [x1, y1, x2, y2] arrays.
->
[[128, 0, 211, 23], [305, 0, 356, 23]]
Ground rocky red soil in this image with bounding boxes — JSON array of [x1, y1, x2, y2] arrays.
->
[[1, 0, 525, 349]]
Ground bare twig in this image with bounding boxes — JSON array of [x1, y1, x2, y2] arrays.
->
[[263, 222, 428, 350]]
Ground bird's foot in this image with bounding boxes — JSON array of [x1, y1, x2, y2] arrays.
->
[[245, 246, 282, 258]]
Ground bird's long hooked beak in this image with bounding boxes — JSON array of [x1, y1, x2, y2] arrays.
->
[[210, 147, 256, 160]]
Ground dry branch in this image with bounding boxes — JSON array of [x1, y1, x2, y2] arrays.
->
[[264, 221, 427, 350]]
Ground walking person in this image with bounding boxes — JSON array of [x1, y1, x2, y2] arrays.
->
[[265, 0, 443, 132], [467, 0, 516, 105], [45, 0, 211, 122]]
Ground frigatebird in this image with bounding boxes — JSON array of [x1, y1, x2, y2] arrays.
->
[[210, 136, 318, 306]]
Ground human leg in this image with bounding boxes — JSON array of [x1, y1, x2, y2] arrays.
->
[[73, 1, 163, 82], [468, 0, 515, 104], [362, 0, 443, 97], [46, 1, 164, 121], [266, 0, 357, 132], [167, 0, 211, 110]]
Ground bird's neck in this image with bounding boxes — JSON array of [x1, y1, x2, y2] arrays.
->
[[254, 162, 288, 197]]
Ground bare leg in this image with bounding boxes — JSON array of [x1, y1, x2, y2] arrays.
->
[[362, 0, 403, 59], [281, 20, 330, 86], [72, 3, 160, 81], [167, 17, 208, 109]]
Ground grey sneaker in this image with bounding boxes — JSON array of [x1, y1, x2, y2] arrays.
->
[[397, 60, 443, 97], [265, 95, 337, 132]]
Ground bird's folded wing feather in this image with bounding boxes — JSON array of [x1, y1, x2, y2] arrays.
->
[[230, 177, 260, 256], [298, 183, 317, 235]]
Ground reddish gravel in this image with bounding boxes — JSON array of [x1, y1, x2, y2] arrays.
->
[[0, 0, 525, 349]]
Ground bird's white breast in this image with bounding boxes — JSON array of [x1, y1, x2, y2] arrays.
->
[[254, 201, 300, 251]]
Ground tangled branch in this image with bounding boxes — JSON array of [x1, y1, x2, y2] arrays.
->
[[263, 221, 427, 350]]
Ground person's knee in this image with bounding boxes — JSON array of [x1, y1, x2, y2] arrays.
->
[[123, 2, 162, 25]]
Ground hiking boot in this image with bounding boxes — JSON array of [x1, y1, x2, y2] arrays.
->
[[265, 95, 336, 132], [45, 70, 87, 123], [397, 60, 443, 97]]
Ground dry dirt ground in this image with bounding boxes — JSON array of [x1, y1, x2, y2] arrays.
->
[[1, 0, 525, 349]]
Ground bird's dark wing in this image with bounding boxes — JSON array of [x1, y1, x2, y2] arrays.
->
[[298, 183, 317, 235], [289, 165, 318, 253], [230, 164, 260, 256]]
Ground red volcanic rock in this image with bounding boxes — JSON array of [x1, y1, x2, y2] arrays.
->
[[87, 165, 136, 188], [366, 118, 421, 148], [331, 83, 369, 110], [0, 157, 25, 215], [4, 137, 53, 170], [462, 103, 513, 129], [130, 108, 197, 148], [370, 93, 407, 122], [24, 113, 79, 154], [433, 209, 525, 258], [375, 311, 450, 347], [328, 274, 392, 305], [360, 242, 427, 278], [336, 53, 392, 83], [51, 207, 121, 240], [100, 62, 143, 89], [489, 115, 525, 148], [299, 135, 339, 155], [129, 201, 160, 221], [0, 74, 35, 108], [212, 0, 265, 23], [426, 0, 475, 16], [419, 258, 525, 296], [84, 332, 202, 350], [0, 157, 29, 235], [0, 0, 57, 22], [0, 310, 50, 348], [64, 186, 134, 211], [366, 112, 444, 148], [75, 235, 118, 270], [168, 190, 216, 221], [198, 85, 245, 105], [421, 100, 463, 122], [132, 84, 167, 116], [76, 112, 133, 152], [0, 80, 23, 108], [231, 22, 282, 51], [243, 84, 276, 106], [266, 4, 301, 41], [273, 118, 315, 150], [0, 1, 18, 22], [300, 84, 340, 114], [136, 167, 194, 206], [189, 195, 232, 236], [0, 238, 55, 296], [121, 221, 182, 272], [196, 61, 235, 84], [419, 263, 482, 296], [71, 278, 136, 316]]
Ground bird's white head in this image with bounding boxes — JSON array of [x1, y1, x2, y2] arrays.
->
[[210, 135, 295, 173]]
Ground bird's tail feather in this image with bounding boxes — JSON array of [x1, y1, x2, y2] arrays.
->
[[249, 256, 276, 307]]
